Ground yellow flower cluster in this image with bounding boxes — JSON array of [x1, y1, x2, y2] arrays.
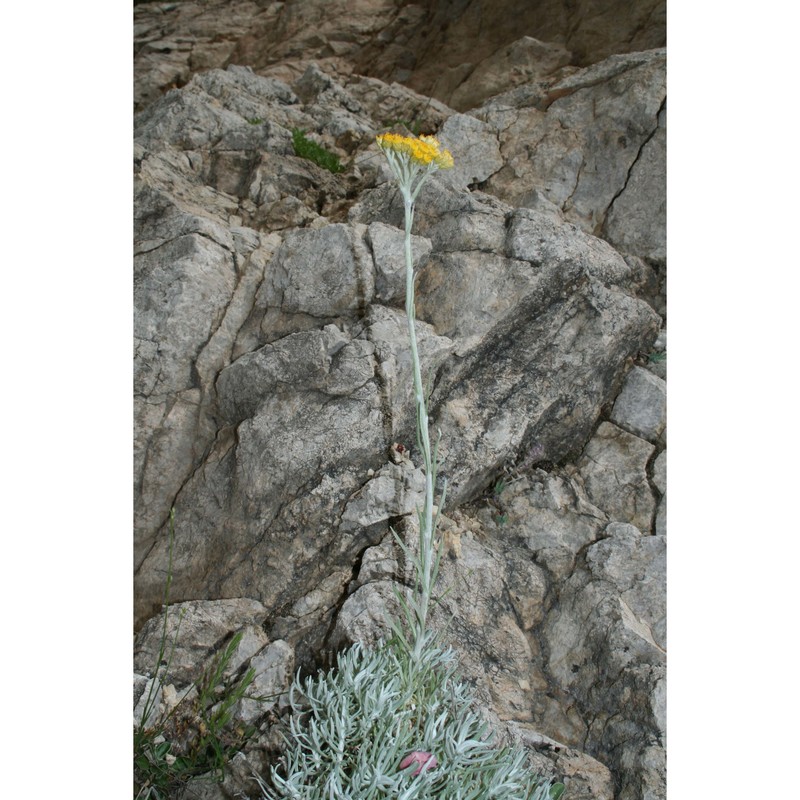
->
[[376, 132, 454, 170]]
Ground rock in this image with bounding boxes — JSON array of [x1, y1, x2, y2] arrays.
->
[[327, 579, 400, 653], [610, 366, 667, 444], [651, 450, 666, 495], [364, 305, 456, 443], [654, 496, 666, 538], [134, 230, 236, 398], [544, 523, 666, 800], [367, 0, 665, 106], [645, 327, 667, 379], [174, 750, 268, 800], [605, 102, 667, 264], [578, 422, 656, 532], [652, 450, 667, 538], [259, 222, 375, 317], [436, 113, 504, 189], [216, 324, 357, 423], [367, 221, 432, 305], [505, 723, 615, 800], [236, 639, 295, 724], [448, 36, 573, 112], [479, 49, 666, 262], [333, 521, 553, 728], [331, 465, 664, 796], [133, 673, 161, 729], [348, 181, 660, 508], [133, 14, 668, 795], [223, 624, 272, 676], [134, 599, 269, 686], [498, 471, 608, 582], [135, 1, 665, 115], [292, 63, 375, 138], [429, 278, 658, 506], [343, 74, 453, 135], [339, 461, 426, 533]]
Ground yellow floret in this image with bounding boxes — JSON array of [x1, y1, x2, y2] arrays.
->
[[376, 132, 454, 169]]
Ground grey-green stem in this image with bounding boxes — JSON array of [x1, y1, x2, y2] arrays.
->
[[402, 188, 436, 661]]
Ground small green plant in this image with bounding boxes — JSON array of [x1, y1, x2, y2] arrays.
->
[[134, 510, 258, 799], [647, 351, 666, 363], [247, 117, 265, 125], [291, 127, 343, 173], [495, 513, 509, 526]]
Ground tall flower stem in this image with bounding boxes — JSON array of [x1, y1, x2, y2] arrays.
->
[[375, 132, 453, 662], [401, 189, 436, 661]]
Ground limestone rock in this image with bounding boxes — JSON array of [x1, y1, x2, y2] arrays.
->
[[429, 279, 658, 506], [367, 221, 432, 305], [505, 723, 615, 800], [479, 49, 666, 262], [133, 15, 668, 795], [133, 672, 161, 730], [605, 102, 667, 264], [646, 326, 667, 379], [578, 422, 656, 532], [331, 462, 664, 798], [610, 365, 667, 444], [448, 36, 573, 112], [366, 0, 665, 106], [134, 598, 269, 686], [339, 461, 426, 533], [332, 521, 558, 729], [258, 222, 375, 318], [436, 113, 504, 190], [654, 497, 666, 538], [343, 74, 453, 135], [135, 1, 665, 116], [544, 523, 665, 800], [652, 449, 666, 495], [236, 639, 295, 724], [292, 63, 376, 139], [498, 471, 608, 582]]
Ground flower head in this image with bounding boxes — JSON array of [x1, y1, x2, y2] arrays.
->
[[376, 132, 454, 170], [399, 750, 438, 776]]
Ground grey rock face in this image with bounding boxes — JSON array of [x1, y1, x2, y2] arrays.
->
[[436, 113, 504, 190], [134, 13, 667, 794], [236, 639, 295, 724], [448, 36, 573, 112], [652, 450, 667, 538], [134, 598, 270, 686], [134, 600, 295, 800], [605, 103, 667, 264], [578, 422, 657, 532], [500, 471, 608, 582], [544, 524, 666, 800], [478, 49, 666, 263], [611, 366, 667, 444], [367, 221, 432, 305], [505, 723, 615, 800], [134, 1, 665, 114], [265, 223, 375, 317]]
